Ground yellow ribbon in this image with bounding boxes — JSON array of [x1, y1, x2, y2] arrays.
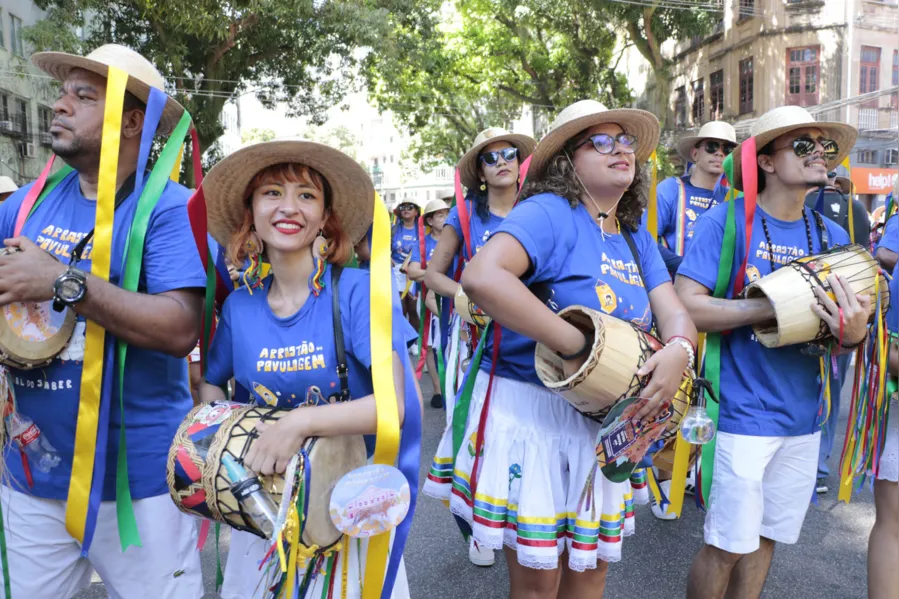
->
[[341, 535, 349, 597], [362, 192, 401, 599], [667, 432, 691, 518], [65, 66, 127, 542], [284, 506, 301, 598], [841, 157, 855, 244], [647, 150, 659, 241], [170, 144, 184, 182]]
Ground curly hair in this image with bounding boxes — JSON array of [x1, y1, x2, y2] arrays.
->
[[520, 146, 648, 232]]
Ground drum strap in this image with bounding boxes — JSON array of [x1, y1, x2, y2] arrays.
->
[[330, 265, 350, 403]]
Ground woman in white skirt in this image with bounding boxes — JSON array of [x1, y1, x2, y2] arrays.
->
[[449, 100, 697, 598], [199, 140, 419, 598], [868, 261, 898, 599]]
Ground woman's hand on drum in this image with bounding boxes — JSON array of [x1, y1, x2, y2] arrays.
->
[[244, 414, 308, 476], [634, 343, 690, 424], [811, 274, 871, 347]]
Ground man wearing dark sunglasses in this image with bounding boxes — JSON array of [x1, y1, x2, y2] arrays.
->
[[644, 122, 736, 282], [678, 106, 864, 599]]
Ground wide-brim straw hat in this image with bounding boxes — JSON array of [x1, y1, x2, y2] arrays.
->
[[32, 44, 184, 136], [204, 139, 374, 248], [0, 176, 17, 195], [528, 100, 660, 179], [423, 198, 450, 216], [434, 187, 455, 201], [731, 105, 857, 191], [457, 128, 537, 190], [676, 121, 737, 162]]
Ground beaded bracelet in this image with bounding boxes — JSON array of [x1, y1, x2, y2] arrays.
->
[[666, 337, 695, 367]]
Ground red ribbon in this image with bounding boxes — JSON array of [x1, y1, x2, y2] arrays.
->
[[733, 137, 758, 296], [14, 156, 56, 237]]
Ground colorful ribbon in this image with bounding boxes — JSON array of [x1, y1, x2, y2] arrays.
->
[[647, 150, 659, 241]]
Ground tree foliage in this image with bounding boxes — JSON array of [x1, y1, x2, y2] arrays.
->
[[26, 0, 438, 183]]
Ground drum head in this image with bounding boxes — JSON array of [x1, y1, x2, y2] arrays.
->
[[0, 300, 75, 368], [302, 435, 367, 548]]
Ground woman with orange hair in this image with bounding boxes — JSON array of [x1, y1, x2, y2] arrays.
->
[[198, 140, 420, 598]]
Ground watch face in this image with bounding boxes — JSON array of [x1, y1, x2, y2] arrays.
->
[[59, 278, 83, 301]]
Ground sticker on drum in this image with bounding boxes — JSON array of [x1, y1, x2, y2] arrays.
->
[[3, 301, 66, 342], [0, 294, 75, 369], [193, 401, 242, 427], [329, 464, 411, 539], [595, 397, 672, 483]]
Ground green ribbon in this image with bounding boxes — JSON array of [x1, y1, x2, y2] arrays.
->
[[452, 327, 489, 462], [700, 154, 739, 505], [215, 523, 224, 590], [25, 165, 75, 219], [115, 111, 193, 550], [0, 496, 10, 599]]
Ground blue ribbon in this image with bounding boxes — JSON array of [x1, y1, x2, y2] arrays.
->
[[381, 347, 421, 599]]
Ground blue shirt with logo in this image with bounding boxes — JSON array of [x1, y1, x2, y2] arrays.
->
[[391, 223, 419, 265], [483, 193, 670, 386], [642, 175, 727, 256], [678, 199, 850, 437], [446, 201, 505, 261], [206, 265, 417, 455], [0, 171, 207, 500]]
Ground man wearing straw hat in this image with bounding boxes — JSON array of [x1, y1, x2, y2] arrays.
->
[[0, 176, 18, 203], [676, 105, 868, 599], [0, 45, 205, 597], [644, 121, 736, 268]]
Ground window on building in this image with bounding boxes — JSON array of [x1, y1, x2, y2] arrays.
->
[[857, 150, 878, 164], [785, 46, 820, 107], [886, 149, 898, 166], [0, 94, 8, 121], [739, 57, 754, 115], [692, 79, 705, 124], [9, 14, 23, 57], [38, 106, 51, 132], [674, 86, 687, 128], [860, 46, 881, 108], [0, 11, 5, 49], [738, 0, 754, 20], [14, 98, 27, 135], [709, 70, 724, 120]]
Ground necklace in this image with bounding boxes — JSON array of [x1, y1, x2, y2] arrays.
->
[[759, 208, 815, 273]]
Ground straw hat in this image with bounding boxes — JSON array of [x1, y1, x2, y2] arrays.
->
[[422, 198, 450, 216], [203, 139, 374, 248], [833, 176, 852, 195], [434, 188, 455, 201], [730, 105, 857, 191], [675, 121, 737, 162], [528, 100, 660, 179], [457, 128, 537, 190], [0, 176, 18, 195], [31, 44, 184, 136]]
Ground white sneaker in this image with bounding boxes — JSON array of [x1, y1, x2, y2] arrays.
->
[[469, 538, 495, 567], [410, 344, 419, 357], [650, 480, 677, 521]]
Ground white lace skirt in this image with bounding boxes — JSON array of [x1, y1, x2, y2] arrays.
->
[[221, 529, 409, 599], [876, 396, 898, 482], [424, 370, 648, 571]]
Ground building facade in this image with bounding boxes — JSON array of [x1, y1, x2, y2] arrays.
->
[[656, 0, 897, 208], [0, 0, 59, 186]]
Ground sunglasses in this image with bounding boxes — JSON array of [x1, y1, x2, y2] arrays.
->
[[573, 133, 638, 155], [698, 140, 737, 156], [773, 136, 839, 161], [398, 203, 416, 211], [479, 147, 519, 166]]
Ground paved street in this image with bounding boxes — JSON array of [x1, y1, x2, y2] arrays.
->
[[77, 375, 874, 598]]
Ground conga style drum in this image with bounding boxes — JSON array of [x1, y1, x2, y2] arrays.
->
[[454, 286, 489, 327], [168, 400, 367, 546], [745, 244, 891, 348], [534, 306, 693, 443], [0, 248, 76, 369]]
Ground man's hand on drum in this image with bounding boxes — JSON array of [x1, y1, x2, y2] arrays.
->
[[810, 274, 871, 348], [634, 343, 690, 424], [245, 414, 308, 476], [0, 237, 66, 305]]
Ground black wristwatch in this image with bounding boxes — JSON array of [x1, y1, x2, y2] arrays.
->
[[52, 266, 88, 312]]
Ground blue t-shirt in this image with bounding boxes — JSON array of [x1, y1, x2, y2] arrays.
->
[[484, 193, 670, 386], [446, 201, 506, 261], [0, 171, 207, 500], [642, 176, 727, 256], [878, 214, 897, 253], [679, 199, 850, 437], [206, 265, 417, 455], [889, 262, 898, 336], [391, 223, 418, 264]]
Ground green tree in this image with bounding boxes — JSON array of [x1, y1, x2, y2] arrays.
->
[[605, 0, 717, 128], [26, 0, 438, 184], [241, 128, 276, 145], [365, 0, 632, 167]]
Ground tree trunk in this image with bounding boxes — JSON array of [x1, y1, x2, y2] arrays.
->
[[652, 67, 672, 130]]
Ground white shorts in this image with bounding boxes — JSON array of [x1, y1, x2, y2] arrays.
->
[[0, 486, 203, 599], [877, 396, 899, 482], [704, 431, 820, 554]]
